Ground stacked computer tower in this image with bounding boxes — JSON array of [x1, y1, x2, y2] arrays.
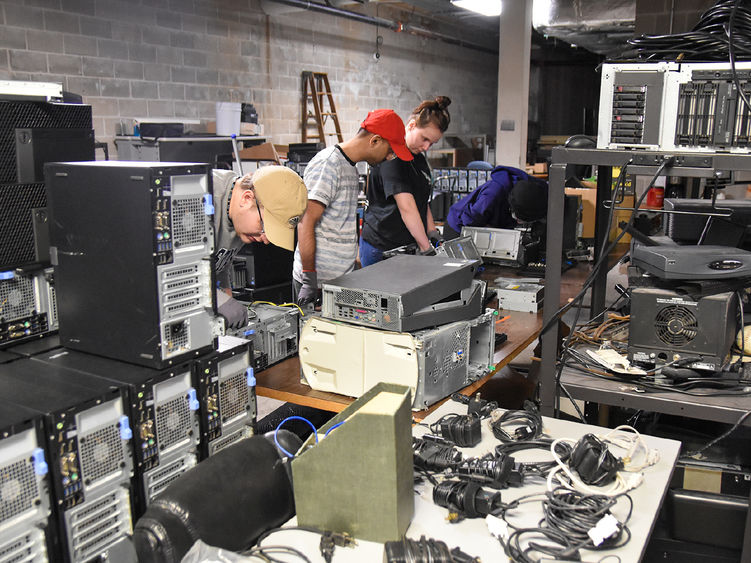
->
[[298, 255, 497, 410], [0, 85, 94, 350], [0, 157, 257, 562]]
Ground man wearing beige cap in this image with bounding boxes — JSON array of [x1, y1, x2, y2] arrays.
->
[[293, 109, 412, 306], [213, 165, 307, 328]]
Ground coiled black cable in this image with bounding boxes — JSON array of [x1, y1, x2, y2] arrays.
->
[[452, 453, 523, 489], [543, 487, 633, 551], [626, 0, 751, 61], [500, 488, 632, 562], [490, 402, 545, 443]]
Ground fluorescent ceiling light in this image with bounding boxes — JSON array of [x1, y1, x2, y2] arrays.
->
[[451, 0, 502, 17]]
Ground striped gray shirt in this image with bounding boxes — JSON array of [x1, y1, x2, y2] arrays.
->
[[293, 145, 359, 284]]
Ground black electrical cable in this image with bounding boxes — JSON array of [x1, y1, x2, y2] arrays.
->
[[432, 479, 504, 520], [686, 409, 751, 459], [499, 489, 633, 563], [250, 525, 355, 563], [626, 0, 751, 61], [562, 359, 751, 396], [548, 157, 674, 419], [495, 439, 574, 476], [729, 0, 751, 113], [540, 159, 633, 341], [429, 413, 482, 447], [490, 403, 545, 443]]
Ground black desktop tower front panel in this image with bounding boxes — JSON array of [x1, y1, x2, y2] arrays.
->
[[45, 161, 217, 369]]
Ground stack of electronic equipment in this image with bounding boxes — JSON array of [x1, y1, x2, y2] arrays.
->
[[592, 60, 751, 374], [0, 158, 257, 562], [626, 210, 751, 374], [298, 251, 499, 410], [0, 81, 96, 350]]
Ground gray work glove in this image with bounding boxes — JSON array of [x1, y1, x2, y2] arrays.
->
[[216, 290, 248, 329], [297, 271, 318, 306], [427, 229, 444, 247], [418, 246, 436, 256]]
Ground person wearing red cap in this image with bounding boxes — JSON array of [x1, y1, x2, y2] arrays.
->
[[293, 109, 411, 306], [359, 97, 452, 266]]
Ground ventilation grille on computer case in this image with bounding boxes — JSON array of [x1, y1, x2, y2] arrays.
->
[[155, 395, 192, 451], [146, 455, 195, 501], [654, 305, 698, 346], [0, 101, 92, 183], [171, 197, 206, 247], [628, 288, 737, 368], [0, 275, 35, 322], [0, 527, 46, 563], [0, 458, 39, 525], [219, 372, 248, 423], [78, 425, 124, 486], [438, 326, 470, 377], [0, 183, 46, 270], [68, 487, 131, 563]]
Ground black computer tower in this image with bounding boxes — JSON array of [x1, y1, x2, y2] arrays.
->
[[192, 336, 256, 459], [31, 348, 201, 518], [0, 402, 52, 561], [0, 358, 135, 563], [45, 161, 217, 368], [0, 266, 57, 348], [0, 100, 93, 270]]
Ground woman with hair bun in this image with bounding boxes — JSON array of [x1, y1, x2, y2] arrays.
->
[[359, 96, 451, 266]]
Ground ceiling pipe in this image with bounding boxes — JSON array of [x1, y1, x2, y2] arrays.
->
[[263, 0, 498, 55]]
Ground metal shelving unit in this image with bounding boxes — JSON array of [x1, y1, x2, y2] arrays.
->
[[539, 146, 751, 558]]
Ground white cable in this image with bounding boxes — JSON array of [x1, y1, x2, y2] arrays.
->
[[600, 425, 660, 472], [547, 437, 645, 497]]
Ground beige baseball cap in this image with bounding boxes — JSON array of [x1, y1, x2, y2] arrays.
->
[[251, 166, 308, 251]]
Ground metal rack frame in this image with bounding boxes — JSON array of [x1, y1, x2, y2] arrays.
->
[[540, 146, 751, 558]]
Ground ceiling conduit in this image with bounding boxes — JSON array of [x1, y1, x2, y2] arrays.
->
[[263, 0, 498, 55]]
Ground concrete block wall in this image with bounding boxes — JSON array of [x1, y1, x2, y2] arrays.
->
[[0, 0, 499, 154], [635, 0, 716, 35]]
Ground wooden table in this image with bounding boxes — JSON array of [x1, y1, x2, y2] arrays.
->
[[255, 308, 543, 421], [255, 263, 590, 421]]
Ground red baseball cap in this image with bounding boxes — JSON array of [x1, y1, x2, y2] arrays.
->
[[361, 109, 413, 161]]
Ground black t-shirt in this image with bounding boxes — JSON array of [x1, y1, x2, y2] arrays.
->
[[361, 152, 432, 250]]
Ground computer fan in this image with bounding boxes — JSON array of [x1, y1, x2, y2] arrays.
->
[[628, 287, 738, 371]]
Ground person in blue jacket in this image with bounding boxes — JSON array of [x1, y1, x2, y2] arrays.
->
[[447, 166, 548, 232]]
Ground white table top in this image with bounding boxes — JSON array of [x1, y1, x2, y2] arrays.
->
[[257, 401, 681, 562]]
